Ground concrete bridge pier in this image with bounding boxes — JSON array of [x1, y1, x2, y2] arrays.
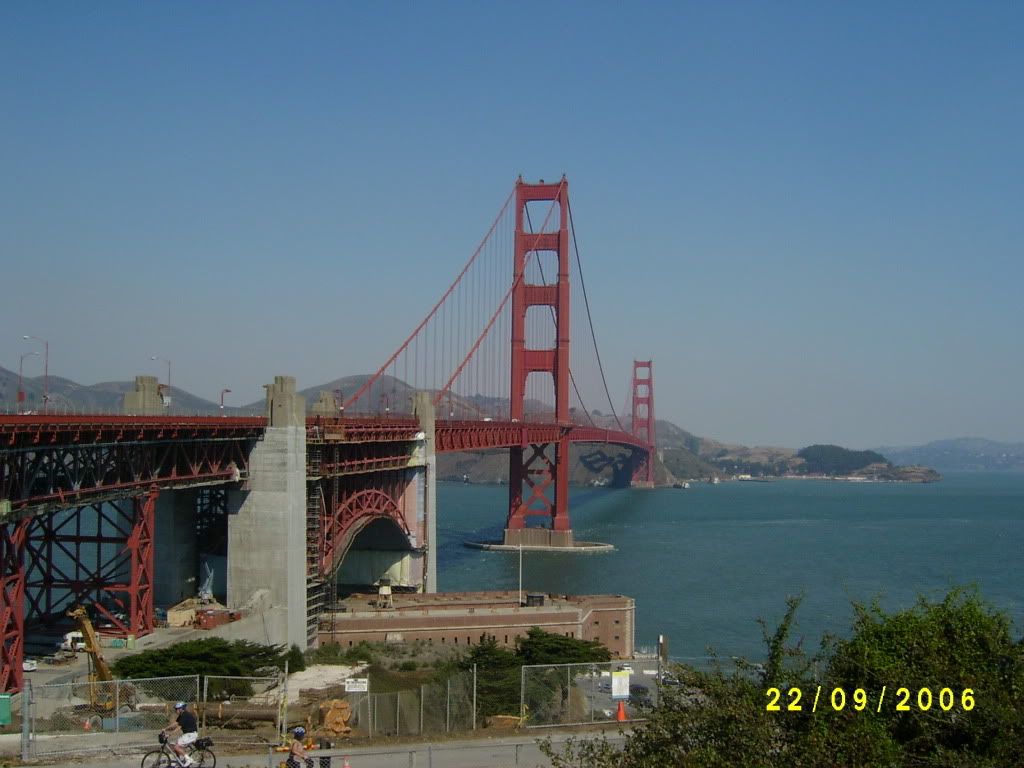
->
[[414, 392, 438, 593], [226, 377, 308, 649], [153, 489, 198, 607]]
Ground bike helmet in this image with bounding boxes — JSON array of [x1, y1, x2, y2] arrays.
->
[[174, 701, 187, 711], [293, 726, 306, 738]]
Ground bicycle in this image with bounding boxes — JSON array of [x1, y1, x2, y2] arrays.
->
[[140, 732, 216, 768]]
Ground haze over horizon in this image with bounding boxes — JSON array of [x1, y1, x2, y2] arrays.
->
[[2, 3, 1021, 450]]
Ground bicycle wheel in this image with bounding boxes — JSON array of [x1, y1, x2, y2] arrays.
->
[[141, 749, 171, 768], [193, 748, 216, 768]]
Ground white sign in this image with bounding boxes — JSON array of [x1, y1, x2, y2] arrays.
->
[[611, 670, 630, 700], [344, 677, 369, 693]]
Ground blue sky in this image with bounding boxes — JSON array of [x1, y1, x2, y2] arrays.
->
[[1, 2, 1021, 448]]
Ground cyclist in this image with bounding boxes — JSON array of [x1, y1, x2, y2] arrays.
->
[[287, 726, 313, 768], [161, 701, 199, 766]]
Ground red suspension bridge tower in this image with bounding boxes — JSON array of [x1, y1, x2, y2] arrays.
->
[[631, 359, 657, 487], [505, 177, 573, 547]]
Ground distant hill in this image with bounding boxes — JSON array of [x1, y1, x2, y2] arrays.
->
[[0, 365, 224, 414], [796, 444, 889, 475], [878, 438, 1024, 472]]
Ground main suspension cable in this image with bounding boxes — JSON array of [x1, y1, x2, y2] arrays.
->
[[523, 204, 595, 426], [567, 197, 625, 433]]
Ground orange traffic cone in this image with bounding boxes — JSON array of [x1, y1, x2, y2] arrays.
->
[[616, 701, 627, 722]]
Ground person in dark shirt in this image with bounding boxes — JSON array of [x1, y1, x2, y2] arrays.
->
[[162, 701, 199, 766]]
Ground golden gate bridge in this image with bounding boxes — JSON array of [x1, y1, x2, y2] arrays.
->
[[0, 177, 659, 692]]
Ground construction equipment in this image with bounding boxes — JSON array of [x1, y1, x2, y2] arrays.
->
[[67, 606, 118, 712]]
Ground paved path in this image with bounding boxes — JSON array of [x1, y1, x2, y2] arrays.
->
[[22, 731, 627, 768]]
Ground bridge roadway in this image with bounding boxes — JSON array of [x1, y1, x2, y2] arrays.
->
[[1, 414, 645, 516]]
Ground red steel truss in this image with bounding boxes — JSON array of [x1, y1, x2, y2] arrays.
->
[[0, 415, 263, 516], [630, 360, 657, 485], [318, 478, 412, 578], [508, 178, 573, 540], [22, 487, 158, 638], [0, 520, 29, 693]]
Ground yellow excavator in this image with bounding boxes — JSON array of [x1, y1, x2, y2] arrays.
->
[[67, 606, 117, 712]]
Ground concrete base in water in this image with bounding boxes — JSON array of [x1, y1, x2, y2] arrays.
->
[[464, 540, 615, 553], [502, 527, 575, 548]]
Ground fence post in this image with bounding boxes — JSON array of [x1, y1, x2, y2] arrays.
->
[[514, 742, 521, 766], [427, 744, 433, 768], [445, 678, 450, 733], [280, 661, 289, 744], [472, 663, 477, 730], [408, 749, 416, 768], [396, 691, 401, 736], [419, 684, 424, 735], [21, 679, 31, 762], [519, 665, 526, 727], [114, 678, 120, 748], [202, 675, 209, 732]]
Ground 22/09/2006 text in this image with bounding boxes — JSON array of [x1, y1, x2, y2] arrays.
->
[[765, 686, 975, 713]]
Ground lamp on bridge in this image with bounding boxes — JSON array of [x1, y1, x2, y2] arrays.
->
[[17, 351, 39, 414], [220, 388, 232, 412], [22, 335, 48, 414]]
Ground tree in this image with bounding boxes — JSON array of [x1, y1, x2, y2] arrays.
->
[[459, 629, 613, 720], [111, 638, 289, 698], [459, 637, 521, 716], [543, 588, 1024, 767], [517, 627, 611, 665]]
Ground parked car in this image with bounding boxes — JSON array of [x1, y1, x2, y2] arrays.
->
[[22, 659, 38, 672]]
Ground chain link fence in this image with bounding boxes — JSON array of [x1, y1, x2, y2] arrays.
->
[[341, 668, 475, 738], [22, 661, 648, 757], [522, 660, 660, 728], [202, 674, 284, 748], [28, 674, 199, 757]]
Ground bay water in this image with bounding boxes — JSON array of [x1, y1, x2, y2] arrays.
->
[[436, 473, 1024, 662]]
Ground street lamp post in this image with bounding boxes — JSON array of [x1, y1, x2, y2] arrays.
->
[[22, 335, 48, 414], [219, 388, 231, 412], [150, 356, 171, 405], [17, 351, 39, 414]]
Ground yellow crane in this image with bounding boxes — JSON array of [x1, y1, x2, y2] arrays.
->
[[67, 606, 117, 712]]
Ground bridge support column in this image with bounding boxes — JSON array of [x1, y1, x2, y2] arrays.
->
[[227, 377, 308, 650], [504, 438, 574, 548], [505, 177, 575, 548], [122, 375, 167, 415], [154, 488, 198, 608], [0, 519, 28, 693], [414, 393, 438, 592], [630, 360, 657, 487]]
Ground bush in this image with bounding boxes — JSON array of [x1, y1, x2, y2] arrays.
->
[[543, 588, 1024, 767], [286, 644, 306, 673]]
